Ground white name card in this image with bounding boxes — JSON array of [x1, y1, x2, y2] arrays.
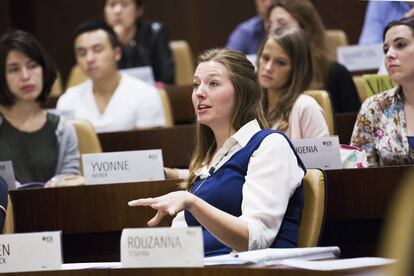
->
[[82, 150, 165, 185], [0, 231, 62, 273], [337, 44, 384, 72], [0, 161, 16, 191], [121, 227, 204, 268], [292, 136, 342, 170]]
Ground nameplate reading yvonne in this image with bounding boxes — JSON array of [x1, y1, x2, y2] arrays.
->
[[121, 227, 204, 268], [337, 44, 384, 72], [0, 161, 16, 191], [0, 231, 62, 273], [82, 150, 165, 185], [292, 136, 342, 170]]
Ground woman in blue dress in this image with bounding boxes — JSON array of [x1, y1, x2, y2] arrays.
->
[[129, 48, 305, 256]]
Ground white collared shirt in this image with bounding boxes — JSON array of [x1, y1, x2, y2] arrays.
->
[[172, 120, 304, 250]]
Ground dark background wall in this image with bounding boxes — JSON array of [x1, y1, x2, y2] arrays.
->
[[0, 0, 368, 84]]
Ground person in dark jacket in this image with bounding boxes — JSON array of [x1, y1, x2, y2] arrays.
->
[[104, 0, 175, 85]]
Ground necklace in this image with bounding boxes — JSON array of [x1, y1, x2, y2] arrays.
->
[[191, 148, 232, 194]]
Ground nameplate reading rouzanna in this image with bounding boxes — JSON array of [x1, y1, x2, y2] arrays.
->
[[0, 161, 16, 191], [337, 43, 384, 72], [121, 227, 204, 268], [82, 150, 165, 185], [292, 136, 342, 170], [0, 231, 62, 273]]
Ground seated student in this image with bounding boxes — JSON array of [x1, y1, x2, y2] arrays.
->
[[268, 0, 360, 113], [57, 20, 166, 133], [129, 48, 306, 256], [0, 30, 80, 185], [0, 177, 7, 232], [104, 0, 175, 84], [226, 0, 272, 55], [257, 27, 329, 139], [359, 1, 414, 45], [351, 17, 414, 167]]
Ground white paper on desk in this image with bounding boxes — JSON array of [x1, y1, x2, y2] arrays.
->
[[280, 257, 395, 271], [61, 262, 121, 270], [204, 246, 340, 266]]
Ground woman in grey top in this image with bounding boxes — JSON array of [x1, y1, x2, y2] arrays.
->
[[0, 30, 80, 185]]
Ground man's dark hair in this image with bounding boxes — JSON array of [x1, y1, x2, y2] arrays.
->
[[103, 0, 145, 7], [73, 19, 121, 49]]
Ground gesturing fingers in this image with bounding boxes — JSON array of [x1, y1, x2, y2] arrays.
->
[[128, 197, 155, 207], [147, 210, 166, 227], [128, 191, 192, 219]]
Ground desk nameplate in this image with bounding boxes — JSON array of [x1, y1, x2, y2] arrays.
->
[[121, 227, 203, 268], [82, 150, 165, 184], [0, 231, 62, 273]]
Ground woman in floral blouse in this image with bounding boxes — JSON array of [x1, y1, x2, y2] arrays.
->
[[351, 16, 414, 166]]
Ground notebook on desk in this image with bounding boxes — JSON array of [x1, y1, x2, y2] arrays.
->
[[204, 246, 341, 266]]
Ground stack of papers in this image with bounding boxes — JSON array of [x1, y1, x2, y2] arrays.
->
[[204, 246, 340, 266], [280, 257, 395, 271]]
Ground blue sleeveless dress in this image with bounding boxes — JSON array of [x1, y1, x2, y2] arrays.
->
[[185, 129, 306, 256]]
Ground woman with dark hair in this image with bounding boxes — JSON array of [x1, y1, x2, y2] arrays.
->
[[0, 30, 80, 185], [257, 27, 329, 138], [129, 48, 305, 256], [268, 0, 360, 113], [104, 0, 175, 84], [351, 17, 414, 166]]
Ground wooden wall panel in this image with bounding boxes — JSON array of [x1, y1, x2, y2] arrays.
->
[[3, 0, 367, 83], [312, 0, 368, 44], [0, 0, 12, 34]]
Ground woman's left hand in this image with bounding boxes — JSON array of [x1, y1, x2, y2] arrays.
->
[[128, 191, 195, 226]]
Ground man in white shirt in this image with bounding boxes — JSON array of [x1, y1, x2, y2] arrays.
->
[[57, 20, 165, 133]]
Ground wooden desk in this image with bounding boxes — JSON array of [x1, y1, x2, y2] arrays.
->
[[10, 180, 181, 263], [3, 264, 392, 276], [98, 125, 196, 168], [10, 165, 411, 262], [321, 165, 412, 257]]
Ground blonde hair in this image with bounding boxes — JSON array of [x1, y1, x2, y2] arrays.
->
[[257, 27, 313, 131], [182, 48, 268, 190]]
